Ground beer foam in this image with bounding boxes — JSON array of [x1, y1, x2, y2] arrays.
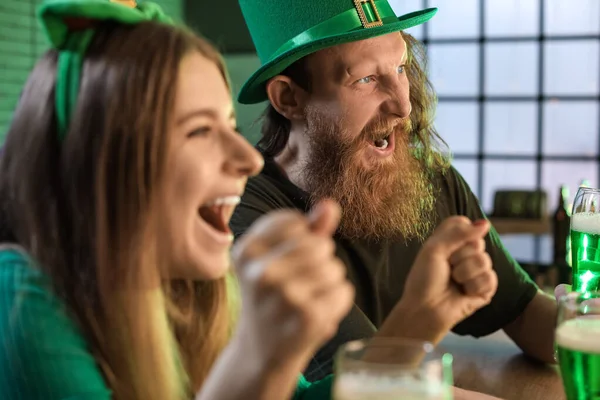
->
[[572, 213, 600, 235], [556, 318, 600, 354], [334, 373, 447, 400]]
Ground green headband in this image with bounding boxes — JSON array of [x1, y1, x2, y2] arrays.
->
[[37, 0, 173, 141]]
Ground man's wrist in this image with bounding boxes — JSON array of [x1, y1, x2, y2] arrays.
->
[[377, 299, 451, 345]]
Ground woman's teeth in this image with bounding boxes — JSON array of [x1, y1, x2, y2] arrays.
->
[[202, 196, 241, 207]]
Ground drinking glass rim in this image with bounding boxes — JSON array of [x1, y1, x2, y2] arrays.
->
[[340, 337, 435, 353], [573, 186, 600, 203], [336, 337, 443, 369], [558, 290, 600, 311], [576, 187, 599, 193]]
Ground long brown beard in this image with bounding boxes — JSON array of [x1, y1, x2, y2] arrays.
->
[[302, 107, 435, 241]]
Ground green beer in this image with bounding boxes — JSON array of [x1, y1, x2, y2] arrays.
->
[[556, 318, 600, 400], [571, 213, 600, 292]]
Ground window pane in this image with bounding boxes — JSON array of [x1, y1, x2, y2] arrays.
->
[[389, 0, 426, 40], [483, 160, 537, 214], [544, 0, 600, 35], [543, 101, 599, 156], [485, 0, 540, 37], [539, 235, 553, 265], [484, 102, 538, 155], [544, 41, 599, 95], [404, 25, 424, 41], [452, 159, 479, 197], [225, 54, 265, 144], [435, 102, 478, 154], [542, 161, 598, 212], [427, 0, 479, 38], [498, 234, 536, 263], [428, 44, 479, 96], [485, 42, 538, 96]]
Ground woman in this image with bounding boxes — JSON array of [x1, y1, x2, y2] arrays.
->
[[0, 1, 499, 400], [0, 1, 353, 399]]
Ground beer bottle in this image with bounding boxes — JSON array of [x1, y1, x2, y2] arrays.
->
[[553, 185, 571, 285]]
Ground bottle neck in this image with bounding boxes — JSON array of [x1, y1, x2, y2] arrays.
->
[[558, 186, 569, 210]]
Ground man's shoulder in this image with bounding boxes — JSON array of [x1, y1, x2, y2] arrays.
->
[[231, 168, 306, 237], [428, 164, 485, 221], [242, 169, 302, 211], [433, 164, 466, 191]]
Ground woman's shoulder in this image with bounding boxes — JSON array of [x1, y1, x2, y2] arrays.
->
[[0, 243, 80, 340], [0, 244, 112, 399], [0, 244, 49, 292], [0, 243, 73, 342]]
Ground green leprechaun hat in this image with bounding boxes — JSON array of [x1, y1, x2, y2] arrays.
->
[[237, 0, 437, 104], [37, 0, 173, 141]]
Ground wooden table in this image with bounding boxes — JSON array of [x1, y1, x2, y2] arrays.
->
[[439, 330, 565, 400], [489, 217, 551, 235]]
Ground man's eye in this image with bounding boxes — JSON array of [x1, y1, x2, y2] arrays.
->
[[357, 76, 375, 84]]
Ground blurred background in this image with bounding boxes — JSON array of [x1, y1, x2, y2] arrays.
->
[[1, 0, 597, 280]]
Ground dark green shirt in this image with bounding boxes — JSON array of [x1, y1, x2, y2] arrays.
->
[[230, 158, 538, 381], [0, 247, 332, 399]]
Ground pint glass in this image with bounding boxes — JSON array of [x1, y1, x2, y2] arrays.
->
[[556, 291, 600, 400], [571, 187, 600, 292], [333, 338, 453, 400]]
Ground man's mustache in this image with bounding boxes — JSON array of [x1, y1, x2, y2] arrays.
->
[[360, 116, 410, 142]]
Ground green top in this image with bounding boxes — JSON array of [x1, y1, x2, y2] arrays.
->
[[231, 158, 538, 382], [0, 247, 332, 399]]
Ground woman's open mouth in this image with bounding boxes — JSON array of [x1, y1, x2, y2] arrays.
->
[[197, 196, 240, 244]]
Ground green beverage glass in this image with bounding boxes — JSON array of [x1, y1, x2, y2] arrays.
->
[[556, 291, 600, 400], [333, 338, 454, 400], [571, 187, 600, 292]]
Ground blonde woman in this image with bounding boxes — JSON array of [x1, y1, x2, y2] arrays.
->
[[0, 1, 497, 399]]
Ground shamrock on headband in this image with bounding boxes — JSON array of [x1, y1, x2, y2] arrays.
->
[[37, 0, 173, 140]]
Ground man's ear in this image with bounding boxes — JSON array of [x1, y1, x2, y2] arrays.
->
[[265, 75, 308, 121]]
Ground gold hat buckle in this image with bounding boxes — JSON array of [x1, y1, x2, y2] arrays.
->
[[109, 0, 137, 8], [353, 0, 383, 28]]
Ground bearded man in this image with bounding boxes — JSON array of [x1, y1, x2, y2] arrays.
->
[[230, 0, 558, 384]]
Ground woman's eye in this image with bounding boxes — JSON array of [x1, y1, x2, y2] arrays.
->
[[187, 127, 211, 138], [398, 65, 406, 74]]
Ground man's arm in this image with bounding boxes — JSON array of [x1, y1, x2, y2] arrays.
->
[[442, 166, 553, 363], [503, 290, 557, 364]]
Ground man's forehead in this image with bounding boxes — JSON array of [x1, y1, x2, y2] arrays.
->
[[314, 32, 407, 69]]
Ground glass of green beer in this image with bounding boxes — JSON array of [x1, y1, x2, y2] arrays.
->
[[333, 338, 454, 400], [571, 187, 600, 292], [556, 291, 600, 400]]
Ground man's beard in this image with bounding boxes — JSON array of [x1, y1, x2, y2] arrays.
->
[[301, 106, 436, 241]]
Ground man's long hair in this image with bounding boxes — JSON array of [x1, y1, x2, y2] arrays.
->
[[257, 32, 451, 171]]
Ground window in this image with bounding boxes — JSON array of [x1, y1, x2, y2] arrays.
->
[[391, 0, 600, 264]]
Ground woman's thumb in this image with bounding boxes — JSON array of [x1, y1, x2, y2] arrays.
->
[[308, 199, 341, 237]]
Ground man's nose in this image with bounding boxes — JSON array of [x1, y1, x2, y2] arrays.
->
[[381, 79, 411, 119]]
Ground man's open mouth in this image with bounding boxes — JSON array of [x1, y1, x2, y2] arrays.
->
[[372, 135, 391, 150]]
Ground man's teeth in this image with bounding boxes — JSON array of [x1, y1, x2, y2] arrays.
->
[[374, 138, 389, 149], [203, 196, 241, 207]]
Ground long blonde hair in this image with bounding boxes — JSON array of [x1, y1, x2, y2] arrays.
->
[[0, 21, 234, 399]]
